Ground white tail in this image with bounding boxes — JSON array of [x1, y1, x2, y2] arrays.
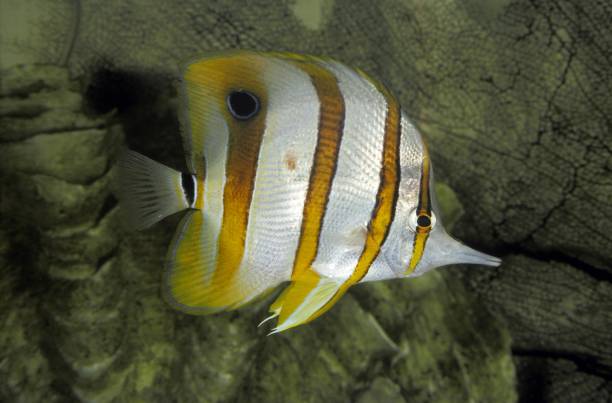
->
[[115, 149, 194, 230]]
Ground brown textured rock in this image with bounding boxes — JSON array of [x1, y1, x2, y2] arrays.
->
[[4, 172, 112, 230], [482, 256, 611, 358], [458, 251, 612, 399], [0, 127, 119, 184], [0, 65, 108, 141], [516, 357, 612, 403]]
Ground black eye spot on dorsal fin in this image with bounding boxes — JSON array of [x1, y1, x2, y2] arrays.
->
[[227, 90, 260, 120]]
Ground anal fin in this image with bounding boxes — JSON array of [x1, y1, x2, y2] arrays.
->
[[268, 269, 346, 334]]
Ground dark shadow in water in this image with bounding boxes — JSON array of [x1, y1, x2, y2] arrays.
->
[[83, 65, 186, 172]]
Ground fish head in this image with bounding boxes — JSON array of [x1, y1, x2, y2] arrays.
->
[[403, 219, 502, 277], [383, 164, 501, 278], [401, 171, 501, 277]]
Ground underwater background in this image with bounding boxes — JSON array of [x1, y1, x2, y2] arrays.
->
[[1, 0, 611, 402]]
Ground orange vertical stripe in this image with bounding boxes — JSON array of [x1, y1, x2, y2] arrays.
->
[[306, 81, 402, 322], [290, 62, 346, 281], [210, 101, 268, 302], [166, 52, 278, 311], [349, 85, 401, 283], [183, 54, 270, 306]]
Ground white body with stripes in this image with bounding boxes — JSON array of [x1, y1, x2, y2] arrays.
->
[[117, 51, 501, 333]]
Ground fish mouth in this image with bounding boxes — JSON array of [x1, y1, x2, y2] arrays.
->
[[453, 246, 502, 267], [429, 231, 503, 268]]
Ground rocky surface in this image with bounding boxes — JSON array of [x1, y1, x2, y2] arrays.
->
[[1, 0, 611, 401], [0, 57, 515, 403]]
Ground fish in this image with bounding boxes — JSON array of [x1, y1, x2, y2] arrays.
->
[[116, 50, 501, 333]]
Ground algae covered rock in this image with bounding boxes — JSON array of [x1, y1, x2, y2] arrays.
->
[[1, 64, 126, 402], [1, 62, 515, 402], [355, 377, 405, 403]]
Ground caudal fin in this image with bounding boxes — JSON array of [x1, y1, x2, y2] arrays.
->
[[115, 149, 195, 230]]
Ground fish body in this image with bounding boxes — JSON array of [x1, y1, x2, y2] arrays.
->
[[117, 50, 500, 333]]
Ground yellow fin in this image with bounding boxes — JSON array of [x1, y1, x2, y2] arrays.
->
[[268, 269, 344, 333], [162, 210, 251, 314]]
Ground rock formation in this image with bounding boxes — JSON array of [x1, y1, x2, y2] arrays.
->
[[1, 0, 610, 401]]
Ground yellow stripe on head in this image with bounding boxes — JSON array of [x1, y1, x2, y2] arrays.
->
[[168, 52, 270, 309], [207, 55, 269, 305]]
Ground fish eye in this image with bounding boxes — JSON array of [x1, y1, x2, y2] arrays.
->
[[227, 90, 259, 120], [417, 215, 431, 228], [408, 209, 436, 232]]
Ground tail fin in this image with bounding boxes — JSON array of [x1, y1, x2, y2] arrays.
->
[[115, 149, 195, 230]]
